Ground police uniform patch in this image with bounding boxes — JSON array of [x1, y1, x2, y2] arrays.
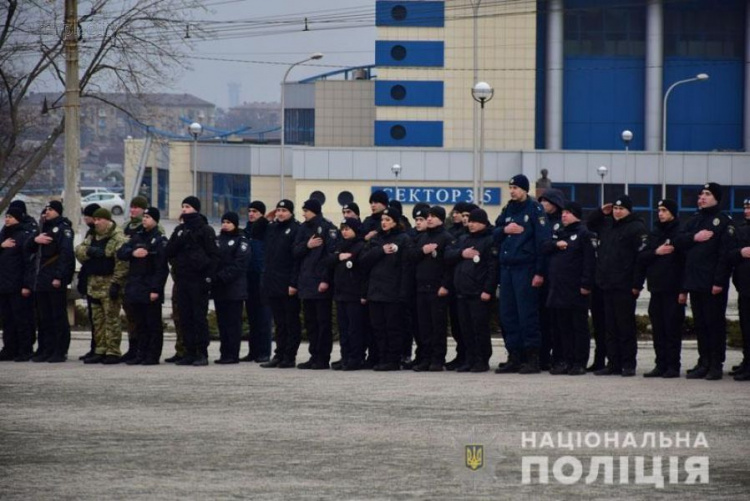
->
[[728, 226, 735, 236], [64, 229, 72, 238], [240, 242, 248, 251], [177, 230, 183, 237], [317, 227, 322, 235], [228, 239, 235, 246], [473, 255, 481, 264], [279, 201, 285, 207], [346, 260, 353, 269], [591, 238, 599, 248], [329, 229, 338, 239], [52, 227, 59, 233], [431, 250, 437, 258], [524, 215, 529, 223], [539, 217, 546, 226], [285, 228, 291, 235], [571, 234, 577, 241], [713, 218, 720, 227], [505, 217, 511, 223], [151, 237, 156, 244], [554, 223, 560, 231], [638, 235, 648, 252]]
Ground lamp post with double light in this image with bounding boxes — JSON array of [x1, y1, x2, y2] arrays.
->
[[597, 165, 608, 205]]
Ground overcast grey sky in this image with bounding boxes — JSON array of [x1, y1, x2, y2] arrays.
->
[[173, 0, 376, 108]]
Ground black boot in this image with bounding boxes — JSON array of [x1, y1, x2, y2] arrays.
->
[[495, 352, 521, 374], [518, 349, 540, 374]]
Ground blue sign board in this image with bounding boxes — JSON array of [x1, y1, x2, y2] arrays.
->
[[371, 186, 501, 206]]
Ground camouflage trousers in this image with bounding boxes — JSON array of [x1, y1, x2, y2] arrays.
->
[[92, 296, 123, 356]]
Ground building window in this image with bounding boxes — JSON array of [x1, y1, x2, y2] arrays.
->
[[390, 124, 407, 140], [390, 84, 407, 100], [564, 3, 645, 56], [390, 45, 407, 61], [664, 2, 744, 58], [391, 4, 407, 21]]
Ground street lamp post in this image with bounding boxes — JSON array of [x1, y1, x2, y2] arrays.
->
[[188, 121, 202, 197], [621, 130, 633, 195], [661, 73, 709, 198], [597, 165, 608, 204], [391, 163, 402, 201], [280, 52, 324, 199], [471, 81, 494, 206]]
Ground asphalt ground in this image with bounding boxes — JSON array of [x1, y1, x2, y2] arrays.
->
[[0, 337, 748, 500]]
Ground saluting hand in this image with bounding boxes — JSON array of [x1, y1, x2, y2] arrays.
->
[[149, 293, 159, 302], [556, 240, 568, 250], [437, 286, 449, 297], [52, 279, 61, 289], [339, 252, 352, 261], [601, 203, 613, 215], [741, 247, 750, 259], [655, 243, 674, 255], [422, 243, 438, 255], [383, 243, 397, 254], [678, 293, 688, 305], [1, 238, 15, 248], [308, 236, 323, 249], [288, 286, 297, 296], [480, 292, 492, 302], [35, 234, 53, 245], [504, 222, 524, 235], [531, 275, 544, 287], [462, 247, 479, 259], [711, 285, 723, 295], [318, 282, 329, 293], [132, 248, 148, 258], [365, 230, 378, 241], [694, 230, 714, 242]]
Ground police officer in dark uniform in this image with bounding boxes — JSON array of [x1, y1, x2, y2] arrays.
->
[[260, 200, 302, 369], [212, 211, 249, 364], [117, 207, 169, 365], [293, 199, 337, 369], [729, 198, 750, 381], [542, 202, 596, 375], [538, 188, 565, 371], [0, 205, 35, 361], [241, 201, 272, 363], [27, 201, 75, 363], [360, 190, 389, 367], [360, 207, 413, 371], [409, 206, 454, 372], [494, 175, 551, 374], [635, 199, 686, 378], [77, 203, 101, 360], [121, 196, 149, 363], [324, 217, 367, 370], [342, 203, 360, 221], [448, 202, 468, 239], [402, 203, 430, 369], [165, 196, 219, 366], [587, 195, 648, 377], [674, 182, 735, 380], [8, 200, 39, 235], [445, 208, 497, 372]]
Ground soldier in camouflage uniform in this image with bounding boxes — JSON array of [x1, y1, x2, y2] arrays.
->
[[75, 208, 129, 364], [121, 196, 148, 362]]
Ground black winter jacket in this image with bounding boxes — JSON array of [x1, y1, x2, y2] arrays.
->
[[26, 216, 75, 291], [0, 222, 34, 293], [587, 210, 648, 291], [293, 215, 338, 300], [213, 229, 249, 302], [674, 205, 736, 291], [359, 227, 413, 303], [542, 221, 596, 309], [117, 226, 169, 304], [635, 218, 685, 292], [445, 226, 498, 298], [261, 218, 300, 297], [729, 219, 750, 295], [165, 212, 219, 283], [409, 225, 455, 293], [325, 237, 366, 302]]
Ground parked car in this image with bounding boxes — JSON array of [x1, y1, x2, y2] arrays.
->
[[81, 192, 126, 215]]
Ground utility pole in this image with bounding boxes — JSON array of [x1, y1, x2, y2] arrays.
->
[[64, 0, 81, 224]]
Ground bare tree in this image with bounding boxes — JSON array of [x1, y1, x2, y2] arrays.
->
[[0, 0, 205, 211]]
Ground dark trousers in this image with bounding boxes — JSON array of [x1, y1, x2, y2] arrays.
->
[[448, 296, 464, 362], [648, 292, 685, 370], [740, 294, 750, 363], [337, 300, 367, 364], [369, 301, 404, 364], [246, 274, 272, 359], [690, 290, 729, 369], [416, 292, 448, 365], [303, 298, 333, 364], [0, 292, 34, 357], [129, 301, 163, 362], [500, 264, 541, 353], [216, 299, 243, 361], [401, 295, 418, 360], [35, 290, 70, 358], [552, 307, 590, 368], [363, 304, 377, 364], [590, 286, 607, 365], [602, 290, 637, 370], [175, 280, 210, 358], [457, 296, 492, 367], [538, 283, 553, 367], [269, 294, 301, 362]]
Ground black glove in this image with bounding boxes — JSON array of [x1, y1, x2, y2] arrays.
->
[[108, 283, 121, 300], [87, 246, 105, 258]]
